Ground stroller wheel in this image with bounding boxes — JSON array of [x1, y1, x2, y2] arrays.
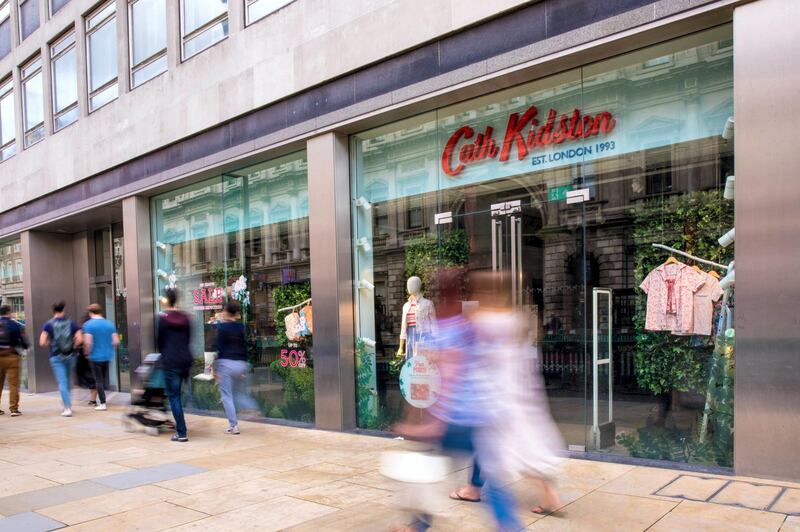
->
[[145, 426, 159, 436], [122, 418, 136, 433]]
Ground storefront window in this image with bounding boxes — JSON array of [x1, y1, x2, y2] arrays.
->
[[152, 151, 314, 423], [351, 25, 734, 467], [0, 238, 28, 389]]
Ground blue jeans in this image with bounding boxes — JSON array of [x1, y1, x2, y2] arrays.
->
[[164, 369, 187, 437], [435, 424, 521, 532], [49, 355, 76, 408], [215, 359, 254, 428]]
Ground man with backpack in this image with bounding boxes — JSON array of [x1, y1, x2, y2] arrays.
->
[[0, 305, 28, 416], [39, 301, 82, 417], [82, 304, 119, 411]]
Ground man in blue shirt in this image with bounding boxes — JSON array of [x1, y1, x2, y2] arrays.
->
[[0, 305, 28, 416], [82, 304, 119, 411], [40, 301, 81, 417]]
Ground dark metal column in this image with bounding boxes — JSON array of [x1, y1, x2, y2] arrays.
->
[[734, 0, 800, 481], [20, 231, 78, 393], [122, 197, 155, 374], [307, 133, 356, 431]]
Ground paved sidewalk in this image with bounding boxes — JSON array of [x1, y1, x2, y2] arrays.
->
[[0, 393, 797, 531]]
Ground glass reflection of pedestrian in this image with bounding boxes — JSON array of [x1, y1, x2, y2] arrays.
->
[[76, 313, 97, 405], [157, 288, 193, 442], [214, 301, 255, 435]]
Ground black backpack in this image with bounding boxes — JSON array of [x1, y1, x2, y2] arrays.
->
[[51, 319, 74, 355], [0, 320, 10, 349]]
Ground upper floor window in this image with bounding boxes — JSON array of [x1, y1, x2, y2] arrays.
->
[[181, 0, 228, 60], [129, 0, 167, 87], [0, 77, 15, 161], [51, 30, 78, 131], [245, 0, 293, 25], [86, 1, 118, 111], [18, 0, 39, 42], [0, 1, 11, 59], [50, 0, 69, 15], [21, 56, 44, 148]]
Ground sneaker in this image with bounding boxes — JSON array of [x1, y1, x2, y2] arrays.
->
[[88, 401, 97, 406], [170, 434, 188, 442], [0, 409, 5, 415], [9, 410, 21, 417], [224, 426, 240, 435], [61, 408, 72, 417], [95, 403, 107, 411]]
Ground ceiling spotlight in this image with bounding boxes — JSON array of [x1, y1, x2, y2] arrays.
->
[[360, 337, 376, 348], [722, 116, 734, 140], [155, 241, 168, 251], [156, 269, 169, 279], [358, 279, 375, 291]]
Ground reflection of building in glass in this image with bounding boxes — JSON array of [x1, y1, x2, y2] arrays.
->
[[0, 240, 24, 321]]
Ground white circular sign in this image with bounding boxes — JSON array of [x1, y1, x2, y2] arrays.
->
[[399, 355, 441, 409]]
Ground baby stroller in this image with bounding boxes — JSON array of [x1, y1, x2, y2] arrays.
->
[[122, 353, 175, 435]]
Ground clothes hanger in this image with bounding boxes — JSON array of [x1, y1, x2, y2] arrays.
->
[[664, 255, 680, 265], [691, 265, 703, 272], [708, 270, 721, 280]]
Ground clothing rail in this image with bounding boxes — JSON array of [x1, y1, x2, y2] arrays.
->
[[651, 243, 729, 270], [277, 298, 312, 313]]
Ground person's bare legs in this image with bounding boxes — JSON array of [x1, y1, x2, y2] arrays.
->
[[530, 476, 561, 514]]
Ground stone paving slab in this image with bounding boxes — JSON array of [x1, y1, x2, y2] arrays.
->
[[0, 511, 65, 532], [0, 480, 113, 516], [90, 462, 207, 490], [2, 393, 800, 531]]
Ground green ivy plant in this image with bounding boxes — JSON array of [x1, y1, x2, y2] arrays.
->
[[269, 360, 315, 422], [404, 229, 469, 291], [631, 191, 734, 396]]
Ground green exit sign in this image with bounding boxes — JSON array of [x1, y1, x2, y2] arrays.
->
[[548, 185, 572, 202]]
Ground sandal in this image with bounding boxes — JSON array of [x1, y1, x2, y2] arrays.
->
[[449, 488, 481, 503]]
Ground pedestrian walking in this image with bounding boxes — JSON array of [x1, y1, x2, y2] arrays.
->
[[157, 288, 193, 442], [214, 301, 255, 435], [82, 304, 119, 412], [0, 305, 28, 416], [39, 301, 81, 417], [75, 313, 98, 405]]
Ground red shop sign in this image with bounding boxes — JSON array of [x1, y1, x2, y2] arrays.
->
[[192, 283, 224, 311], [441, 106, 616, 177]]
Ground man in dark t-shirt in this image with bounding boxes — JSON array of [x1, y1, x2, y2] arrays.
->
[[39, 301, 81, 417]]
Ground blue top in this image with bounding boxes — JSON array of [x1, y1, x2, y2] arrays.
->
[[42, 317, 80, 356], [82, 317, 116, 362], [0, 317, 27, 350], [213, 321, 248, 361]]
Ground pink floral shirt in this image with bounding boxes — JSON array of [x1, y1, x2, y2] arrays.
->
[[640, 263, 706, 334]]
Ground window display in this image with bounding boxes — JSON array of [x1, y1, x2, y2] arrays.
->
[[0, 239, 27, 389], [351, 25, 734, 466], [151, 151, 314, 423]]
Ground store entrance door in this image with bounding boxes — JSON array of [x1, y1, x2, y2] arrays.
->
[[446, 180, 590, 450]]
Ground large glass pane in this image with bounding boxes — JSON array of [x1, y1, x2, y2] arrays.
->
[[132, 55, 166, 87], [349, 24, 734, 468], [53, 47, 77, 113], [151, 151, 313, 423], [182, 0, 227, 34], [90, 84, 118, 111], [247, 0, 293, 24], [183, 19, 227, 59], [23, 71, 43, 130], [0, 90, 14, 146], [50, 0, 69, 14], [0, 17, 10, 59], [130, 0, 166, 66], [19, 0, 39, 41], [88, 19, 118, 91]]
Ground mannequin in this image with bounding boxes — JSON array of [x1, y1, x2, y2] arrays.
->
[[397, 276, 437, 359]]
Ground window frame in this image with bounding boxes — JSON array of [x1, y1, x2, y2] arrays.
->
[[0, 76, 14, 161], [85, 0, 118, 112], [180, 0, 228, 61], [17, 0, 39, 42], [20, 55, 44, 148], [49, 0, 69, 16], [244, 0, 294, 26], [50, 29, 78, 132], [128, 0, 168, 88]]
